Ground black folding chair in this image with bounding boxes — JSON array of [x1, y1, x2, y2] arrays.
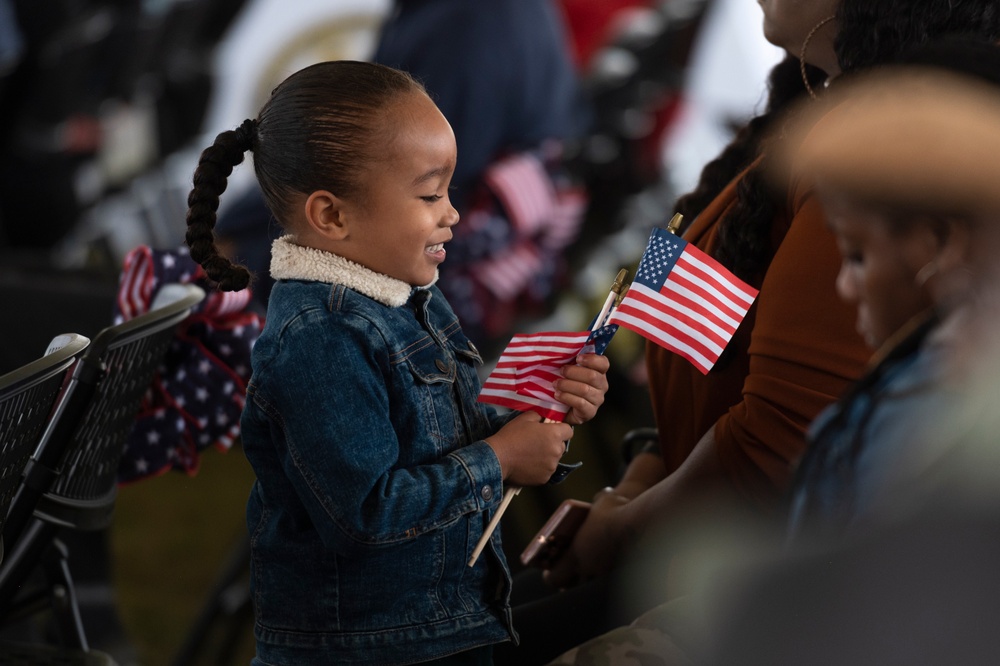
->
[[0, 284, 205, 660], [0, 334, 91, 565]]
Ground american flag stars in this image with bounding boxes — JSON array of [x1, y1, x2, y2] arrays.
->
[[114, 245, 263, 483]]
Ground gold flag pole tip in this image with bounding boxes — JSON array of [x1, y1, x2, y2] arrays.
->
[[611, 268, 627, 294], [666, 212, 684, 235]]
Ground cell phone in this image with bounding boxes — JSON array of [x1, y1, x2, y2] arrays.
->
[[519, 499, 591, 569]]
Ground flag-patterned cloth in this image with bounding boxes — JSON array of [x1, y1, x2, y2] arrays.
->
[[478, 324, 617, 421], [440, 143, 587, 354], [608, 226, 758, 374], [113, 245, 264, 484]]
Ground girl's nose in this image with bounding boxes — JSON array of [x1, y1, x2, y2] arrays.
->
[[443, 200, 460, 227]]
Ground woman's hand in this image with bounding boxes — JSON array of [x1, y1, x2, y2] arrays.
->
[[543, 486, 634, 589], [555, 352, 610, 426]]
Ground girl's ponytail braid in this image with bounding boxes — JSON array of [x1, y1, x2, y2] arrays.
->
[[185, 118, 257, 291]]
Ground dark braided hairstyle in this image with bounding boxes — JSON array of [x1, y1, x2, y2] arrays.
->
[[674, 0, 1000, 285], [185, 60, 425, 291]]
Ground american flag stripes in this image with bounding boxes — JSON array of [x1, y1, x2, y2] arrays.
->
[[478, 324, 617, 421], [484, 152, 558, 236], [607, 227, 758, 374], [474, 151, 587, 301]]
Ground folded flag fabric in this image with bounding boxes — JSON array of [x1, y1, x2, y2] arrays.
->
[[608, 226, 758, 374], [478, 324, 617, 422], [113, 245, 264, 484]]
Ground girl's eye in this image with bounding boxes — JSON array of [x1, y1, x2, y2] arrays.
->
[[421, 194, 443, 203]]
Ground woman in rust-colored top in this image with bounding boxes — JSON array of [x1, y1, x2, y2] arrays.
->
[[495, 3, 1000, 665]]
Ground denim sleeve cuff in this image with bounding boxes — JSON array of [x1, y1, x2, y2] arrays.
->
[[449, 440, 505, 511]]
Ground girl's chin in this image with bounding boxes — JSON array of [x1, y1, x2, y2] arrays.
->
[[416, 268, 440, 289]]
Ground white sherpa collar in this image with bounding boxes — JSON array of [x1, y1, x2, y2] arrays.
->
[[269, 235, 434, 308]]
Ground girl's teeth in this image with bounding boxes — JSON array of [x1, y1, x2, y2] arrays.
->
[[427, 244, 443, 252]]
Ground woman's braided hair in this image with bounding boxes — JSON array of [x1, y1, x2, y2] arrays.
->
[[185, 60, 424, 290], [674, 0, 1000, 285]]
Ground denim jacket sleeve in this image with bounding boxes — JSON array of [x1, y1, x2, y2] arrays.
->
[[248, 300, 509, 554]]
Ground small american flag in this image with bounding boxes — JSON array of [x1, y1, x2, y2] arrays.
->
[[608, 227, 758, 374], [478, 324, 617, 421]]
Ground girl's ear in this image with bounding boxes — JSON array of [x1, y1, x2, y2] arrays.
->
[[928, 219, 974, 305], [303, 190, 349, 240]]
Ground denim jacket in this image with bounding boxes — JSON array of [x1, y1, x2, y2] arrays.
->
[[241, 237, 516, 665], [786, 314, 958, 545]]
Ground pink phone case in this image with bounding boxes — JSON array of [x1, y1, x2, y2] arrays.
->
[[519, 499, 591, 569]]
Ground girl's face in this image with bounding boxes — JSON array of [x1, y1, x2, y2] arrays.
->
[[339, 91, 459, 287], [824, 192, 939, 349], [757, 0, 839, 60]]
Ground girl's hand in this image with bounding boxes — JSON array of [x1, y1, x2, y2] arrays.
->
[[554, 353, 610, 426], [543, 487, 632, 589], [486, 412, 574, 487]]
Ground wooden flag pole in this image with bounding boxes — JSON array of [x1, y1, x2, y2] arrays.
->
[[468, 269, 629, 567]]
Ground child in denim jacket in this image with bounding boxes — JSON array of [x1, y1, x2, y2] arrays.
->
[[184, 60, 610, 666]]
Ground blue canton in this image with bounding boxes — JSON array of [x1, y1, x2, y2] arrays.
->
[[634, 227, 686, 290]]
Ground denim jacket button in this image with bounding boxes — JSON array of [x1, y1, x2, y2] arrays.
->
[[435, 358, 448, 373], [481, 485, 493, 501]]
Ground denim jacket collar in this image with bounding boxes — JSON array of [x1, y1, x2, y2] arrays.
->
[[270, 235, 437, 308]]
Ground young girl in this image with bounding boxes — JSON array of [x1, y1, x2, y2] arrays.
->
[[184, 60, 610, 665]]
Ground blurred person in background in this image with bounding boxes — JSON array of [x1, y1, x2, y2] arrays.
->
[[777, 35, 1000, 548], [708, 41, 1000, 666], [0, 0, 246, 254], [544, 36, 1000, 665], [371, 0, 593, 356], [497, 3, 1000, 664], [0, 0, 112, 250]]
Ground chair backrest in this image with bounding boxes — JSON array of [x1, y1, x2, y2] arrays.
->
[[0, 334, 90, 555], [4, 284, 205, 540]]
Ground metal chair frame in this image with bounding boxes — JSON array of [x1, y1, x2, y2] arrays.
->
[[0, 285, 204, 656], [0, 334, 91, 566]]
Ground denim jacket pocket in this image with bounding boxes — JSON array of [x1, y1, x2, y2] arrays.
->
[[404, 340, 458, 386], [398, 340, 463, 453]]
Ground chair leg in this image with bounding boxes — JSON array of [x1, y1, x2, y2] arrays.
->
[[0, 522, 90, 651], [0, 519, 58, 613], [44, 538, 89, 651], [170, 535, 251, 666]]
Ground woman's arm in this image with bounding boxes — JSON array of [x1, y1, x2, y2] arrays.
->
[[545, 427, 731, 587]]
